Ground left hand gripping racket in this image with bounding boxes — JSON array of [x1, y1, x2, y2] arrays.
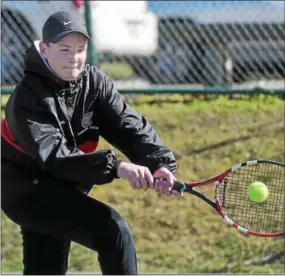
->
[[172, 160, 285, 237]]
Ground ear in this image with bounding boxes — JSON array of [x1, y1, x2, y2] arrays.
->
[[39, 41, 48, 58]]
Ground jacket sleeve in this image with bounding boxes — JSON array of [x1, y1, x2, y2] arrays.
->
[[7, 89, 120, 185], [97, 72, 177, 173]]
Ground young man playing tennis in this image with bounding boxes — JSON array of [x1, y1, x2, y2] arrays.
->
[[1, 11, 181, 275]]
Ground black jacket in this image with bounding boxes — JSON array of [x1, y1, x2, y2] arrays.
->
[[1, 42, 177, 186]]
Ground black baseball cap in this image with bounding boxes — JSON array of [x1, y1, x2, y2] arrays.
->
[[42, 11, 90, 43]]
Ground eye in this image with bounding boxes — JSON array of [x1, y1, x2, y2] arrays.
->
[[78, 49, 85, 53], [60, 49, 69, 52]]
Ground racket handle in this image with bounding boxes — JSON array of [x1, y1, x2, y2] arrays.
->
[[153, 178, 187, 192], [172, 180, 187, 192]]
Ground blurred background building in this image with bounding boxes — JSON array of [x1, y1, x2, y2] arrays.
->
[[1, 1, 285, 90]]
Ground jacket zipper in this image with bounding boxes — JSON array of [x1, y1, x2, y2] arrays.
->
[[56, 95, 77, 148]]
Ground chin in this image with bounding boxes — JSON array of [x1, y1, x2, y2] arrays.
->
[[63, 72, 81, 81], [60, 75, 74, 81]]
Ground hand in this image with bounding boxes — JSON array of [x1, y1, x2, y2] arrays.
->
[[153, 167, 183, 197], [117, 162, 153, 190]]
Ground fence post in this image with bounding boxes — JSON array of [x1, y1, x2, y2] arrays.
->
[[85, 0, 97, 65]]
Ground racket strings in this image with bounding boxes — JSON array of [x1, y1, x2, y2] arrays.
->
[[218, 162, 285, 234]]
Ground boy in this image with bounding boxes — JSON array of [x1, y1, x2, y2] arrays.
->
[[1, 11, 180, 275]]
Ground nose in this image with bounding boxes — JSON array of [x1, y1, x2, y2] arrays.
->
[[68, 51, 78, 63]]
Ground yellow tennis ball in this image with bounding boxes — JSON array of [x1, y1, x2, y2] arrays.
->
[[248, 181, 269, 203]]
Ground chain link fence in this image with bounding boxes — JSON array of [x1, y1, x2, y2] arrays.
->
[[2, 1, 285, 90]]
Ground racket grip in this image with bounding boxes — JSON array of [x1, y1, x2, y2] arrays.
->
[[172, 180, 186, 192]]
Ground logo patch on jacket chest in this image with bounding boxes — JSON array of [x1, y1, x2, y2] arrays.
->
[[82, 112, 93, 128]]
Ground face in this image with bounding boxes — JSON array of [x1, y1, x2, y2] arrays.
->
[[40, 33, 88, 81]]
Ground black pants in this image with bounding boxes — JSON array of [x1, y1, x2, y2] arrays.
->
[[1, 161, 137, 275]]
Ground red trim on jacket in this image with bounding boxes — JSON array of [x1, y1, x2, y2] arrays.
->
[[78, 141, 98, 153], [2, 119, 98, 155], [1, 119, 27, 154]]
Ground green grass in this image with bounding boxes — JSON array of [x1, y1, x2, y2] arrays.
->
[[1, 95, 284, 274], [99, 62, 134, 80]]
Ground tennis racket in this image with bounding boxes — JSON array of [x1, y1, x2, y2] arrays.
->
[[172, 160, 285, 237]]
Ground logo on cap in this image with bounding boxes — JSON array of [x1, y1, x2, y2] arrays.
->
[[63, 20, 75, 25]]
